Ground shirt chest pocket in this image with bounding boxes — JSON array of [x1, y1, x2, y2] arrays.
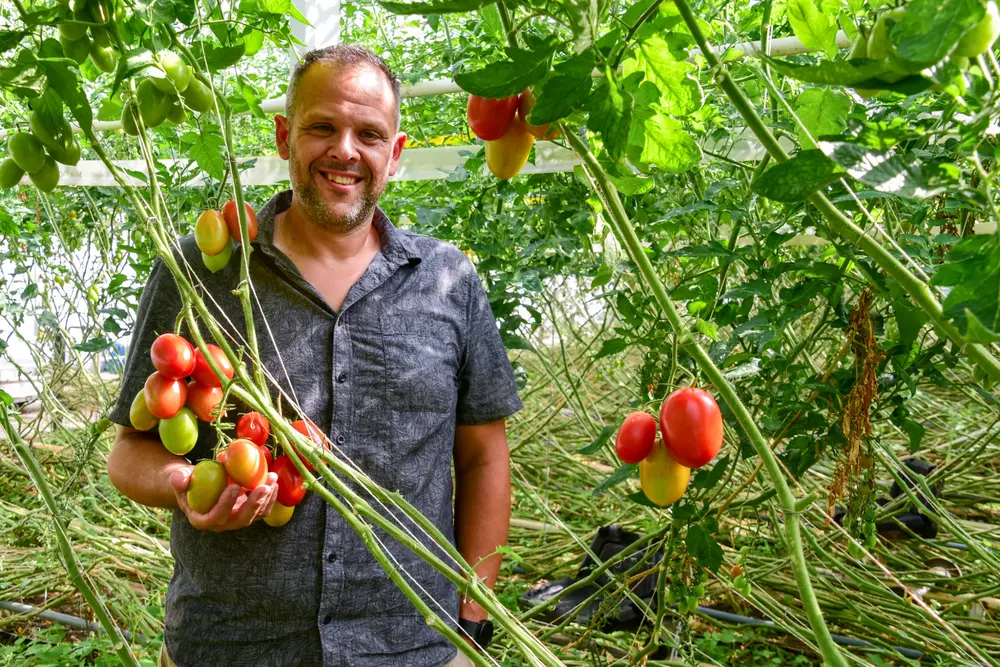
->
[[381, 312, 459, 413]]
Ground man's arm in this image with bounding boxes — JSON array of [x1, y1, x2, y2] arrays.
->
[[108, 425, 279, 531], [453, 418, 511, 622]]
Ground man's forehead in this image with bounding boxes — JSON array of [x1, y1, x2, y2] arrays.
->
[[299, 61, 395, 106]]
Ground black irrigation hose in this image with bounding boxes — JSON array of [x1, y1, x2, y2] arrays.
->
[[698, 607, 925, 660], [0, 601, 148, 645]]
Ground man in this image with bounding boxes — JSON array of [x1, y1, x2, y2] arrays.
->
[[107, 45, 521, 667]]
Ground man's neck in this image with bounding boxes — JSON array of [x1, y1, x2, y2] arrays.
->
[[273, 198, 379, 265]]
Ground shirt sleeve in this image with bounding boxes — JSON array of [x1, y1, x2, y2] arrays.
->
[[455, 261, 523, 426]]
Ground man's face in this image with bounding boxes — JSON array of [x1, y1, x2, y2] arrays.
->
[[275, 62, 406, 233]]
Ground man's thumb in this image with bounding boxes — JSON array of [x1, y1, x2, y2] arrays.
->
[[169, 466, 192, 491]]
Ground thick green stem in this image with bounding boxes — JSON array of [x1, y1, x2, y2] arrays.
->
[[563, 128, 849, 667], [0, 406, 141, 667], [672, 0, 1000, 382]]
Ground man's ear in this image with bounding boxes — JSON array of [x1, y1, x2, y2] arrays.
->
[[387, 132, 407, 177], [275, 114, 290, 160]]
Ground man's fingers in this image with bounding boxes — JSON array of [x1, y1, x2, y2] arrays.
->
[[169, 466, 193, 492], [183, 483, 241, 531]]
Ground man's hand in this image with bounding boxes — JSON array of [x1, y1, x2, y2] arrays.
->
[[170, 466, 279, 532]]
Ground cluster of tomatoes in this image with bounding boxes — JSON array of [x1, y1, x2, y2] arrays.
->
[[194, 200, 258, 273], [467, 90, 558, 181], [614, 387, 724, 507], [129, 333, 331, 527], [129, 333, 234, 455], [121, 50, 215, 133]]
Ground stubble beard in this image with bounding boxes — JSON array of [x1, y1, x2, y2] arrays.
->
[[290, 146, 383, 233]]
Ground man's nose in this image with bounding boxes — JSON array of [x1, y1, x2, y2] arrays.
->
[[326, 131, 361, 162]]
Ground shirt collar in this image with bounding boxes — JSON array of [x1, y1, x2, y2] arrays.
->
[[255, 189, 421, 266]]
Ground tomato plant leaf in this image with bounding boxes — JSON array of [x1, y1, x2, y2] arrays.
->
[[931, 234, 1000, 342], [527, 51, 595, 125], [686, 522, 724, 572], [817, 141, 945, 199], [588, 74, 632, 159], [183, 127, 227, 182], [73, 338, 112, 353], [593, 463, 637, 495], [562, 0, 601, 53], [794, 87, 851, 150], [197, 41, 248, 72], [378, 0, 496, 15], [891, 0, 984, 69], [37, 58, 92, 133], [786, 0, 840, 59], [623, 34, 703, 117], [762, 54, 895, 85], [455, 46, 555, 99], [578, 424, 615, 455], [626, 490, 663, 507], [0, 30, 28, 54], [693, 455, 729, 490], [594, 337, 629, 359], [628, 112, 700, 174], [751, 150, 843, 202]]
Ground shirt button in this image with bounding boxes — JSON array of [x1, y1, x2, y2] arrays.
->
[[323, 613, 332, 625], [327, 552, 337, 563], [336, 435, 345, 444], [337, 373, 347, 383]]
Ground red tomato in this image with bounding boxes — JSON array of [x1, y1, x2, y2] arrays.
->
[[615, 411, 657, 464], [143, 371, 187, 420], [271, 455, 307, 506], [190, 344, 234, 387], [222, 199, 258, 244], [516, 90, 558, 140], [258, 444, 273, 471], [186, 382, 225, 422], [466, 94, 519, 141], [150, 333, 195, 379], [223, 439, 266, 489], [659, 388, 724, 469], [289, 419, 329, 471], [236, 411, 270, 445]]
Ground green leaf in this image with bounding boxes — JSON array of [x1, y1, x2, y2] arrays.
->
[[751, 150, 843, 202], [629, 112, 700, 173], [455, 46, 555, 99], [592, 260, 615, 287], [626, 490, 664, 508], [794, 87, 851, 150], [74, 338, 112, 353], [786, 0, 839, 59], [562, 0, 601, 53], [593, 463, 638, 495], [817, 141, 944, 199], [931, 234, 1000, 342], [183, 127, 227, 181], [0, 389, 11, 407], [600, 153, 654, 195], [200, 41, 248, 71], [686, 522, 724, 572], [97, 95, 123, 122], [594, 337, 629, 359], [0, 30, 28, 55], [588, 73, 632, 159], [623, 34, 703, 117], [527, 51, 595, 125], [378, 0, 496, 14], [902, 418, 926, 453], [578, 424, 615, 455], [762, 54, 895, 85], [892, 0, 984, 69], [37, 58, 92, 132], [693, 456, 729, 490]]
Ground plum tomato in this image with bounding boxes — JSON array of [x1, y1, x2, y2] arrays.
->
[[271, 455, 307, 507], [466, 94, 519, 141], [144, 371, 188, 420], [186, 382, 225, 422], [258, 444, 273, 471], [264, 502, 294, 527], [639, 439, 690, 507], [223, 438, 266, 489], [194, 210, 229, 256], [190, 344, 234, 387], [129, 390, 158, 431], [159, 406, 199, 456], [236, 411, 270, 445], [150, 333, 195, 379], [659, 387, 723, 469], [221, 199, 258, 244], [615, 411, 657, 464], [186, 460, 228, 514]]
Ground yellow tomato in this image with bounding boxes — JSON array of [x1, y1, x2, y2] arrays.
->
[[264, 502, 295, 527], [485, 117, 535, 180], [639, 439, 690, 507]]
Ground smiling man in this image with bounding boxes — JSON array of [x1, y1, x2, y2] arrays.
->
[[106, 45, 521, 667]]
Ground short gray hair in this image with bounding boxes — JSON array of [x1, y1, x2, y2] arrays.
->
[[285, 45, 401, 129]]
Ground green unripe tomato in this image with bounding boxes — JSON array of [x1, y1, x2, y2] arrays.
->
[[186, 460, 228, 514], [90, 42, 117, 73], [0, 158, 25, 189], [955, 1, 1000, 57], [202, 238, 234, 273], [28, 156, 60, 193], [60, 35, 91, 64], [137, 79, 170, 128], [167, 100, 188, 124], [159, 406, 199, 455], [181, 78, 214, 113], [58, 10, 88, 41], [8, 132, 46, 173], [30, 110, 68, 153], [129, 390, 159, 431], [90, 25, 111, 48], [121, 102, 140, 136], [49, 136, 81, 167], [151, 51, 191, 94], [693, 584, 706, 598]]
